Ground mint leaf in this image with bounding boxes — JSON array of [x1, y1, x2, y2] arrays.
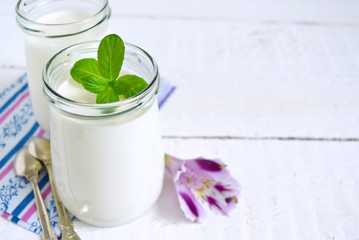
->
[[114, 75, 148, 99], [96, 87, 119, 104], [98, 34, 125, 81], [70, 34, 149, 104], [70, 58, 104, 84], [81, 76, 109, 93]]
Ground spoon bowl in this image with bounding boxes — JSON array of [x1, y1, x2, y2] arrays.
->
[[14, 147, 58, 240], [28, 137, 81, 240], [14, 148, 42, 177], [14, 148, 42, 181], [28, 137, 51, 165]]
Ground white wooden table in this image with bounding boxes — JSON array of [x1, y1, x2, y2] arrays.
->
[[1, 0, 359, 239]]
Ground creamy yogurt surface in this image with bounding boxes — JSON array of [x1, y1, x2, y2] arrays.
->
[[57, 78, 97, 103], [36, 11, 91, 24], [50, 78, 164, 226]]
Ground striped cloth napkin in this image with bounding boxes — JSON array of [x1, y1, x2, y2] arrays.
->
[[0, 74, 175, 236]]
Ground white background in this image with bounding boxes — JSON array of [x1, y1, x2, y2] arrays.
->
[[0, 0, 359, 239]]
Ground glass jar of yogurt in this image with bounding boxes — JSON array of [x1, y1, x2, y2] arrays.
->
[[16, 0, 111, 132], [42, 41, 164, 226]]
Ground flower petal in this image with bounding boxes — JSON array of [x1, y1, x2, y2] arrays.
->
[[174, 182, 206, 223], [165, 154, 184, 178], [207, 196, 221, 209], [179, 192, 199, 218], [225, 197, 239, 212], [194, 158, 224, 172], [184, 157, 228, 180], [214, 184, 230, 192]]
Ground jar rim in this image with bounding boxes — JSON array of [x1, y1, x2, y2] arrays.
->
[[42, 40, 160, 117], [15, 0, 111, 37]]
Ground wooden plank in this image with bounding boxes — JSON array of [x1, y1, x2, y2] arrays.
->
[[2, 139, 357, 239], [0, 217, 37, 240], [1, 16, 359, 138], [0, 68, 25, 86], [112, 18, 359, 138], [2, 0, 359, 24], [0, 16, 26, 68], [111, 0, 359, 24]]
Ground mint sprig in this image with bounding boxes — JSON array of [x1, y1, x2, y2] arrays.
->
[[70, 34, 148, 104]]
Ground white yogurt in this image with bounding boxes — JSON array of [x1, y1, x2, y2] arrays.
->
[[23, 11, 109, 132], [49, 77, 164, 226]]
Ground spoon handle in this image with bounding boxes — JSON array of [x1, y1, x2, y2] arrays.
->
[[47, 165, 81, 240], [30, 180, 58, 240]]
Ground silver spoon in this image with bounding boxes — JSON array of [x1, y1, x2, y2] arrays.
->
[[28, 138, 81, 240], [14, 148, 58, 240]]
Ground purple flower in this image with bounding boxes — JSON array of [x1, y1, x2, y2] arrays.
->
[[165, 154, 240, 223]]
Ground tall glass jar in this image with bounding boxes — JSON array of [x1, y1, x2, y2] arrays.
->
[[16, 0, 111, 132], [43, 41, 164, 226]]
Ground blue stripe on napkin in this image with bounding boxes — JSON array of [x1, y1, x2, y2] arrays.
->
[[11, 173, 49, 220], [0, 123, 39, 169], [0, 74, 27, 112]]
